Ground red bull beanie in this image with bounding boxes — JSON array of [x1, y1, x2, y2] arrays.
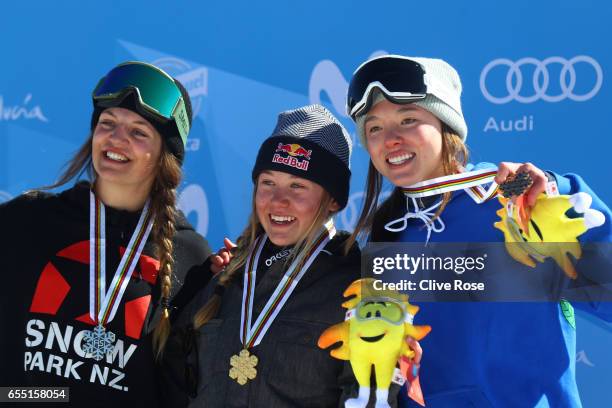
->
[[252, 104, 352, 209]]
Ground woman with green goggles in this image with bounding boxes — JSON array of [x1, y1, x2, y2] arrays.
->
[[0, 61, 213, 407]]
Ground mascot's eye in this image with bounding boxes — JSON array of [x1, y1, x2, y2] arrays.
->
[[375, 311, 381, 317], [366, 312, 372, 318]]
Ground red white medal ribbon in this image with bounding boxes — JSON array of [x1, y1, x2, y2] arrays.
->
[[89, 191, 154, 326], [401, 168, 499, 204], [386, 169, 499, 238]]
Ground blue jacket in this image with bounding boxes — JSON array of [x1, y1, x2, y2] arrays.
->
[[393, 172, 612, 408]]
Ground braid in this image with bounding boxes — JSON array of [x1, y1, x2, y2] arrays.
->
[[151, 151, 182, 358]]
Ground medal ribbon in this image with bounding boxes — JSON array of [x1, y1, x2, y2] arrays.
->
[[240, 220, 336, 349], [401, 168, 499, 204], [89, 191, 154, 326]]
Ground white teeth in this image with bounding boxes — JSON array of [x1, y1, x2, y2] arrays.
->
[[388, 153, 415, 165], [106, 151, 128, 162], [271, 215, 296, 223]]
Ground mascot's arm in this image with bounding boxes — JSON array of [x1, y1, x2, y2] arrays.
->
[[404, 323, 431, 342], [402, 305, 431, 357], [550, 172, 612, 321], [317, 321, 350, 360], [550, 173, 612, 242]]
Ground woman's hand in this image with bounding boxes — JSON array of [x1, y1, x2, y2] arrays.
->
[[210, 238, 237, 275], [495, 162, 549, 206]]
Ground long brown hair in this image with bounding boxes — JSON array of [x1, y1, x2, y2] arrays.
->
[[42, 129, 182, 358], [345, 123, 468, 249], [192, 182, 338, 330]]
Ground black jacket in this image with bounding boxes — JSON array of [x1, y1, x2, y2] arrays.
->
[[0, 182, 212, 407], [172, 232, 392, 408]]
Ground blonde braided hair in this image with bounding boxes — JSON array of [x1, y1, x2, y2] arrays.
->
[[150, 150, 182, 357]]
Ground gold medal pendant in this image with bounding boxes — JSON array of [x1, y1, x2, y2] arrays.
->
[[229, 349, 258, 385], [232, 227, 334, 387]]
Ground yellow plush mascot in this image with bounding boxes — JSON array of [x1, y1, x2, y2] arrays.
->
[[495, 191, 605, 279], [318, 278, 431, 408]]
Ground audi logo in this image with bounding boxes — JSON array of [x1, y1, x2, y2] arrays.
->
[[480, 56, 603, 104]]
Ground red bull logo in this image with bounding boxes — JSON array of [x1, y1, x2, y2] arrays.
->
[[276, 143, 312, 159], [273, 143, 312, 171]]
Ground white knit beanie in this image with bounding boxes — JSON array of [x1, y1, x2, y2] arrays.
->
[[355, 56, 468, 145]]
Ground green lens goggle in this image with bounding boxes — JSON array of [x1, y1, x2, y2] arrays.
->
[[92, 61, 190, 146], [353, 297, 412, 326]]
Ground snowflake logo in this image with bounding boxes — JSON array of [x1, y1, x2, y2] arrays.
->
[[83, 325, 116, 361]]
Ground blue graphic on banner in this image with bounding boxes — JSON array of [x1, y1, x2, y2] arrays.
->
[[1, 1, 610, 406]]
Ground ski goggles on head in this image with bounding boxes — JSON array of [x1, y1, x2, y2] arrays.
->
[[347, 55, 428, 120], [348, 297, 413, 326], [92, 61, 190, 145]]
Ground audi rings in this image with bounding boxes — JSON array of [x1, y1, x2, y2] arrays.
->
[[480, 56, 603, 104]]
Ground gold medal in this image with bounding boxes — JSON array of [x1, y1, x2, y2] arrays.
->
[[232, 222, 335, 386], [229, 349, 258, 385]]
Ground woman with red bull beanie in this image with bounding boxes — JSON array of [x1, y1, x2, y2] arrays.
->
[[0, 61, 212, 407], [176, 104, 415, 407]]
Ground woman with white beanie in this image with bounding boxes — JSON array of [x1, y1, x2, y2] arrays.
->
[[345, 55, 612, 407]]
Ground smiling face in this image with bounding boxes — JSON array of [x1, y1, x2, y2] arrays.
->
[[255, 170, 339, 246], [92, 107, 163, 193], [355, 301, 405, 341], [348, 301, 407, 357], [363, 99, 445, 187]]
